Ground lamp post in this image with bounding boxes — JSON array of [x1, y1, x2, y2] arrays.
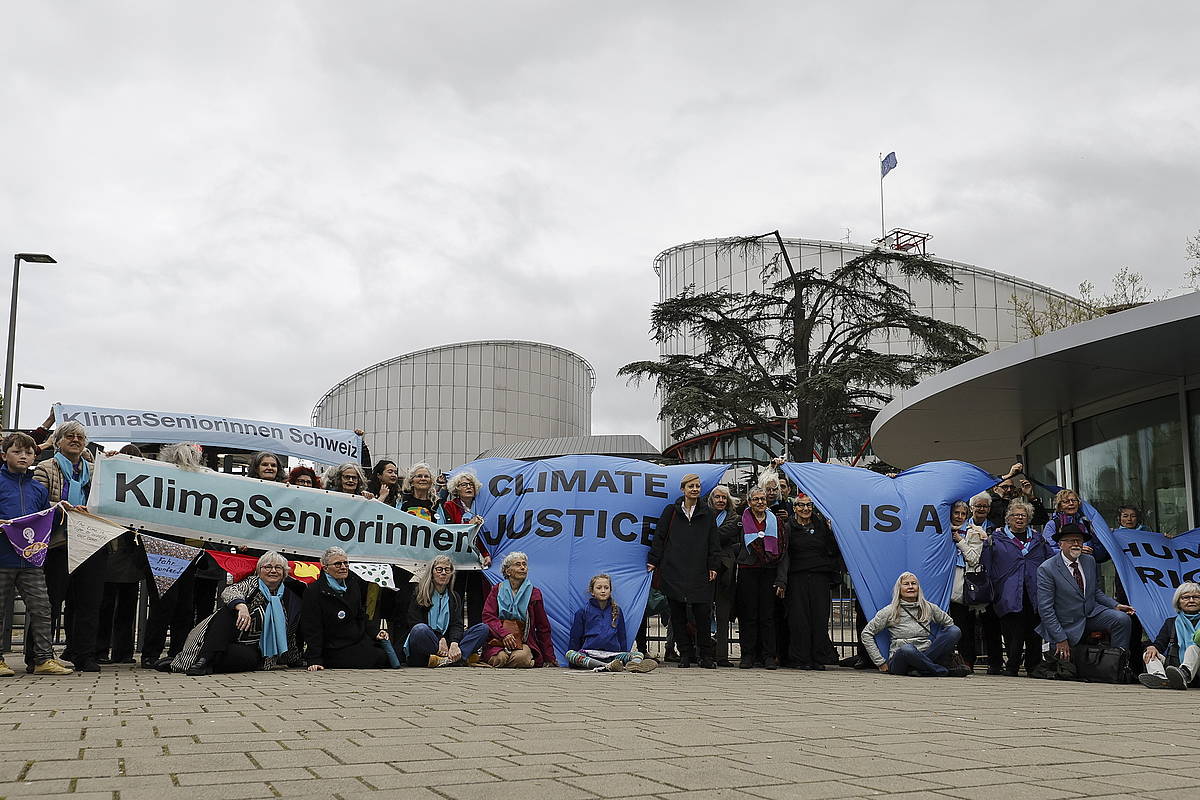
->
[[3, 253, 55, 430], [14, 382, 44, 431]]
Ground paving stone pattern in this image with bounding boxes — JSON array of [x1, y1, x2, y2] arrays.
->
[[0, 664, 1191, 799]]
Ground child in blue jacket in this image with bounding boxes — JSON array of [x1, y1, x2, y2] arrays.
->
[[565, 574, 657, 673]]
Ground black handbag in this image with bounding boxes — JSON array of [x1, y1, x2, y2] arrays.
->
[[962, 568, 994, 605], [1075, 644, 1131, 684]]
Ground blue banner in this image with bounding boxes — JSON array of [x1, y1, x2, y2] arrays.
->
[[781, 461, 997, 619], [1084, 503, 1200, 637], [460, 456, 727, 666]]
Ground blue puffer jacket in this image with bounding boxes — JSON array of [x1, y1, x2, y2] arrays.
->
[[0, 463, 50, 568]]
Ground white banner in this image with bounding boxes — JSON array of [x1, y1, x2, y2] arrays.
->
[[56, 403, 363, 465], [66, 509, 126, 573]]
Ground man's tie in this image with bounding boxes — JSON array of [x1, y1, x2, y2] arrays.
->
[[1070, 560, 1085, 594]]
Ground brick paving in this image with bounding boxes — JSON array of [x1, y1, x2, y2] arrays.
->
[[0, 662, 1191, 799]]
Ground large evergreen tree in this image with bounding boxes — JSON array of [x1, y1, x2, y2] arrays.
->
[[620, 231, 988, 463]]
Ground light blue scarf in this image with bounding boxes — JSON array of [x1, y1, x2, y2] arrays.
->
[[1002, 525, 1035, 556], [258, 579, 289, 658], [54, 453, 90, 505], [742, 508, 779, 555], [498, 578, 532, 623], [325, 574, 347, 593], [1175, 612, 1200, 655], [715, 510, 728, 528], [429, 589, 450, 634]]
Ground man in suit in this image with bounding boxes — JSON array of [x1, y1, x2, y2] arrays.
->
[[1037, 523, 1135, 662]]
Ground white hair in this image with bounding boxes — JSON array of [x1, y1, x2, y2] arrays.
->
[[321, 546, 348, 565]]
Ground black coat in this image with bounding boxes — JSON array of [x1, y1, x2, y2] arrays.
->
[[404, 589, 466, 644], [648, 499, 721, 604], [300, 572, 379, 666], [780, 515, 841, 576]]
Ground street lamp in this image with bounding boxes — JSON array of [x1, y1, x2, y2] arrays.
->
[[3, 253, 55, 430], [14, 382, 45, 431]]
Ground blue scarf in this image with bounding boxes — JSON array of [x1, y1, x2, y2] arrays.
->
[[1002, 525, 1035, 556], [258, 579, 289, 658], [715, 510, 727, 528], [429, 589, 450, 634], [325, 574, 347, 593], [54, 453, 90, 505], [1175, 612, 1200, 654], [498, 578, 532, 623], [741, 508, 779, 555], [953, 526, 968, 568]]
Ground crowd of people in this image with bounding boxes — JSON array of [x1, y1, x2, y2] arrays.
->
[[0, 419, 1194, 690]]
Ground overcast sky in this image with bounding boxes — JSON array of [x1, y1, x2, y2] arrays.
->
[[3, 2, 1198, 456]]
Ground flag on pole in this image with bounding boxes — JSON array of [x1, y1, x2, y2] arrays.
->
[[1, 509, 54, 567], [881, 151, 898, 178]]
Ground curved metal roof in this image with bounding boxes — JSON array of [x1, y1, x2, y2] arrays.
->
[[871, 292, 1200, 474], [476, 434, 661, 461]]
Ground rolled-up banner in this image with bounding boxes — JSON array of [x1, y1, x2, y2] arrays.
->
[[88, 454, 481, 571], [55, 403, 363, 466]]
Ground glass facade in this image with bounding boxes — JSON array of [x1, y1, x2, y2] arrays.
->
[[655, 237, 1089, 464], [312, 341, 594, 474]]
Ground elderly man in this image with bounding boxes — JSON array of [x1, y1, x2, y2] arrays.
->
[[1036, 523, 1135, 665], [301, 547, 392, 670]]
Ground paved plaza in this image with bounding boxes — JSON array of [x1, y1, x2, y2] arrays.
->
[[0, 663, 1192, 800]]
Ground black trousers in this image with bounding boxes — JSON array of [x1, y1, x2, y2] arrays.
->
[[666, 599, 713, 660], [786, 571, 834, 667], [198, 607, 264, 673], [714, 574, 736, 663], [949, 601, 1005, 670], [192, 576, 220, 628], [97, 582, 139, 661], [61, 548, 108, 663], [142, 568, 197, 661], [736, 568, 777, 663], [42, 547, 69, 644], [320, 637, 390, 669], [453, 571, 487, 627], [999, 598, 1043, 674]]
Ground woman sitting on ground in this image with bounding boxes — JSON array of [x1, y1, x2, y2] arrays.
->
[[860, 572, 969, 677], [403, 555, 490, 667], [301, 547, 392, 670], [172, 551, 304, 675], [482, 551, 556, 668], [566, 574, 657, 673], [1138, 581, 1200, 690]]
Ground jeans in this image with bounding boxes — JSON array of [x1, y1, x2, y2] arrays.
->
[[405, 622, 490, 666], [888, 625, 962, 677]]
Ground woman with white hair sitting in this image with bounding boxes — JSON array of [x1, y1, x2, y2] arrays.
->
[[301, 547, 391, 670], [860, 572, 969, 677], [172, 551, 304, 675], [1138, 582, 1200, 690], [439, 469, 492, 626], [404, 555, 491, 667], [482, 551, 557, 668]]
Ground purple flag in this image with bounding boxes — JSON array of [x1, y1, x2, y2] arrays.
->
[[2, 509, 55, 567], [881, 151, 898, 177]]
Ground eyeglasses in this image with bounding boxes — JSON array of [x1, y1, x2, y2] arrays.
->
[[60, 433, 86, 441], [1180, 594, 1200, 601], [795, 502, 814, 508], [326, 560, 349, 568], [432, 566, 453, 573], [261, 565, 285, 571]]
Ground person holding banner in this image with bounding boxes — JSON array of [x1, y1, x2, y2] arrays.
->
[[778, 493, 840, 671], [325, 463, 373, 499], [737, 487, 788, 670], [709, 485, 742, 667], [439, 469, 491, 627], [647, 474, 721, 669], [984, 499, 1053, 676], [368, 460, 402, 507], [403, 555, 490, 667], [1041, 490, 1098, 554], [246, 452, 285, 483], [171, 551, 305, 675], [1138, 582, 1200, 690], [33, 421, 106, 672], [0, 432, 72, 676], [286, 465, 321, 489], [860, 573, 967, 677], [400, 462, 441, 521], [302, 547, 392, 670], [565, 573, 657, 673], [482, 551, 557, 668]]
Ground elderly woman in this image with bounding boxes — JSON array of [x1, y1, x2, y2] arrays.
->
[[482, 552, 556, 668], [367, 460, 402, 507], [246, 451, 285, 482], [709, 485, 742, 667], [33, 421, 104, 672], [325, 463, 373, 498], [778, 493, 841, 671], [439, 469, 492, 626], [861, 572, 968, 677], [1041, 489, 1097, 551], [737, 486, 788, 670], [648, 474, 721, 669], [946, 500, 989, 671], [400, 462, 441, 521], [404, 555, 491, 667], [286, 465, 321, 488], [301, 547, 391, 670], [171, 551, 304, 675], [1138, 582, 1200, 690], [983, 498, 1053, 676]]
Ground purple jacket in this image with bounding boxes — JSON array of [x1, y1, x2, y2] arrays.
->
[[983, 527, 1054, 617]]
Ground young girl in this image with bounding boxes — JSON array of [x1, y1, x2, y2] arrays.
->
[[566, 574, 658, 673]]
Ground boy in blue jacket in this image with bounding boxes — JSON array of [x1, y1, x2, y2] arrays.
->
[[0, 432, 71, 676]]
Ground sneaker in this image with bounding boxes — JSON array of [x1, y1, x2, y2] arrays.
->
[[947, 665, 972, 678], [0, 660, 14, 678], [1139, 672, 1169, 689], [627, 658, 658, 674], [605, 659, 626, 672], [33, 660, 73, 676], [1165, 665, 1189, 690]]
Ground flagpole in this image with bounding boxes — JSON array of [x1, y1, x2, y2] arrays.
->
[[879, 152, 886, 240]]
